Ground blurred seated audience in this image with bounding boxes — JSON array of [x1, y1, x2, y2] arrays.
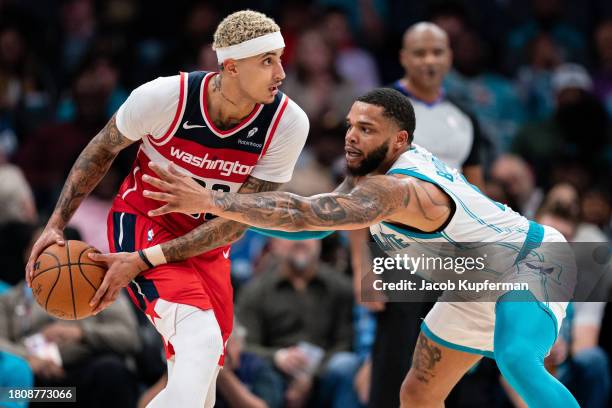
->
[[0, 281, 141, 408], [512, 63, 612, 188], [237, 238, 361, 408], [489, 154, 543, 219]]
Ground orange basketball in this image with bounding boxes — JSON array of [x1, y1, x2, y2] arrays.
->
[[32, 240, 107, 320]]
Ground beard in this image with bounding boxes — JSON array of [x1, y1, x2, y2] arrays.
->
[[347, 141, 389, 176]]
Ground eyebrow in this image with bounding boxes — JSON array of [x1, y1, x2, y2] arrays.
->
[[352, 119, 376, 127], [261, 50, 284, 58]]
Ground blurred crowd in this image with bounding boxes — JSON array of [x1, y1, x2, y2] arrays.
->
[[0, 0, 611, 407]]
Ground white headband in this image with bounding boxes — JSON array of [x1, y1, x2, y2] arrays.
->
[[215, 31, 285, 63]]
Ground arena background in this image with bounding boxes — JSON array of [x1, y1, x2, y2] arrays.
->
[[0, 0, 610, 407]]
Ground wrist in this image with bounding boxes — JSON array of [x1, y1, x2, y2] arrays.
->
[[142, 245, 167, 267]]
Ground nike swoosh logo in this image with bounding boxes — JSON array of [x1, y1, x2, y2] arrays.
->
[[183, 121, 207, 130], [222, 248, 230, 259]]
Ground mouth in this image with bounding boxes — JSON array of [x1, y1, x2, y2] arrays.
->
[[269, 82, 282, 94], [345, 146, 362, 158], [425, 67, 437, 78]]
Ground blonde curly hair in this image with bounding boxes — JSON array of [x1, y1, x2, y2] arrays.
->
[[213, 10, 280, 49]]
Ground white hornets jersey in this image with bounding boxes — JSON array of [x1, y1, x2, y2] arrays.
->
[[369, 144, 545, 277]]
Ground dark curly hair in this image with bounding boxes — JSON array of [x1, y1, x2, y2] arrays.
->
[[356, 88, 416, 143]]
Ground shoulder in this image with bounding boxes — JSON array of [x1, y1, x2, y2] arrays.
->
[[130, 74, 181, 102], [279, 97, 309, 128]]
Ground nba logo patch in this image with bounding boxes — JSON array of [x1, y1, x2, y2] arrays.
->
[[147, 228, 154, 242]]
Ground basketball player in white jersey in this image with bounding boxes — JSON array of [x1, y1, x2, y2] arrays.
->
[[143, 88, 579, 408], [26, 10, 309, 408]]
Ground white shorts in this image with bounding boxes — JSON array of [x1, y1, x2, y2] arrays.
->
[[422, 226, 575, 357]]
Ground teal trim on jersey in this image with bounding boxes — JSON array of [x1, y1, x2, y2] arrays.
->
[[250, 228, 334, 241], [514, 221, 545, 264], [387, 168, 436, 184], [381, 221, 444, 239], [421, 322, 495, 359]]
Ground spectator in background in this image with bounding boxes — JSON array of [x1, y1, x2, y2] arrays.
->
[[161, 2, 220, 74], [581, 188, 611, 240], [216, 319, 285, 408], [0, 163, 37, 225], [15, 61, 111, 214], [321, 7, 381, 94], [593, 19, 612, 117], [543, 183, 609, 243], [505, 0, 586, 72], [444, 28, 526, 152], [197, 42, 219, 73], [282, 29, 357, 135], [489, 154, 543, 219], [0, 281, 140, 408], [0, 350, 33, 408], [0, 25, 55, 140], [515, 32, 564, 122], [237, 238, 359, 408], [56, 54, 128, 123], [59, 0, 97, 84], [513, 63, 612, 188]]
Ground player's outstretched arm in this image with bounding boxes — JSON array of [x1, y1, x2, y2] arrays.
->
[[26, 114, 135, 286], [143, 162, 411, 231], [158, 175, 281, 262]]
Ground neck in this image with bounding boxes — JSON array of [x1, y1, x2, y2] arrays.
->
[[283, 265, 316, 291], [401, 77, 441, 104], [376, 146, 409, 175], [207, 73, 257, 130]]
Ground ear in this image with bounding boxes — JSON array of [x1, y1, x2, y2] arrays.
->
[[223, 59, 240, 77], [395, 130, 409, 148]]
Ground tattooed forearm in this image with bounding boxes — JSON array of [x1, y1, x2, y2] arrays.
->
[[160, 176, 281, 262], [209, 175, 413, 231], [50, 114, 133, 228], [412, 333, 442, 383]]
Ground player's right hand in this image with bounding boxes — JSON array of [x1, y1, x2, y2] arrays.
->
[[26, 227, 65, 288], [88, 251, 148, 315]]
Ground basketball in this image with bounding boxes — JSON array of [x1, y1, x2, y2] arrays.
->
[[31, 240, 107, 320]]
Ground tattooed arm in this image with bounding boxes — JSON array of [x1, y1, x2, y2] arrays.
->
[[144, 164, 453, 233], [26, 114, 135, 285], [143, 164, 423, 231], [160, 176, 281, 262], [206, 175, 411, 231]]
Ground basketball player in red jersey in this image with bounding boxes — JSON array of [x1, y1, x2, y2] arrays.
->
[[25, 10, 309, 407]]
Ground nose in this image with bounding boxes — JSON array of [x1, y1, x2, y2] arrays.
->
[[275, 61, 286, 81], [345, 126, 358, 144], [424, 52, 438, 65]]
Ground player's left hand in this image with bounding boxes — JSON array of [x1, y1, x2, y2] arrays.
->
[[143, 161, 213, 216], [88, 251, 148, 315]]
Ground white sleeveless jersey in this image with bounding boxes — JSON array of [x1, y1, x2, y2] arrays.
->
[[369, 144, 545, 277]]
